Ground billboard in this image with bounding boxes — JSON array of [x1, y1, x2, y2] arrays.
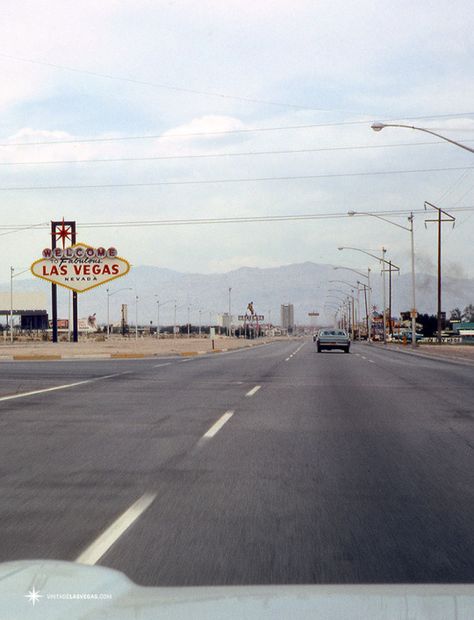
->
[[31, 243, 130, 293], [0, 292, 47, 311]]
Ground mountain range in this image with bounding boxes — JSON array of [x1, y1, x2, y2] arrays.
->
[[2, 262, 474, 326]]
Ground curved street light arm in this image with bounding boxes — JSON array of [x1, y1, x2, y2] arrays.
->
[[329, 279, 359, 288], [371, 122, 474, 155], [348, 210, 411, 232], [333, 266, 369, 279], [108, 286, 132, 297], [338, 246, 383, 264]]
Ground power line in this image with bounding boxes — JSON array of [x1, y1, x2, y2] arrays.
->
[[2, 139, 474, 167], [0, 222, 48, 237], [1, 113, 473, 148], [0, 122, 370, 147], [0, 52, 329, 111], [4, 52, 474, 125], [0, 165, 473, 191], [2, 206, 474, 232]]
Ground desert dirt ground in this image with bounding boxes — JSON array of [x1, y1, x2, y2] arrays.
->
[[0, 335, 292, 358]]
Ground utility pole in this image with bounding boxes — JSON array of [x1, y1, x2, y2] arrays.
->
[[409, 213, 417, 348], [388, 260, 392, 336], [156, 300, 160, 339], [9, 267, 14, 344], [425, 202, 455, 344], [381, 247, 387, 344], [174, 302, 177, 339], [228, 287, 232, 337], [351, 293, 355, 340]]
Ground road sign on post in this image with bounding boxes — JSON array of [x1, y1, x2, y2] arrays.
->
[[238, 314, 264, 321]]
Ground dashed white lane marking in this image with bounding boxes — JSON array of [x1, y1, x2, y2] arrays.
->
[[0, 371, 131, 404], [153, 362, 172, 368], [202, 411, 234, 439], [246, 385, 261, 397], [361, 356, 367, 360], [368, 360, 375, 364], [76, 492, 157, 565], [285, 342, 306, 361]]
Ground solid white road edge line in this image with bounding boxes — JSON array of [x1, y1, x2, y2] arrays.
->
[[202, 411, 234, 439], [0, 371, 131, 403], [153, 362, 172, 368], [75, 492, 157, 565], [246, 385, 261, 397]]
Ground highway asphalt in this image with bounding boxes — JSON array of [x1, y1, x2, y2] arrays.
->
[[1, 339, 474, 585]]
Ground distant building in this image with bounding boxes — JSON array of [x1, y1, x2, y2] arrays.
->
[[452, 322, 474, 344], [0, 291, 48, 330], [280, 304, 294, 334], [218, 312, 232, 333]]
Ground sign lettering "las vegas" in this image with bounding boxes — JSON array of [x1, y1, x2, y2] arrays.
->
[[31, 243, 131, 293]]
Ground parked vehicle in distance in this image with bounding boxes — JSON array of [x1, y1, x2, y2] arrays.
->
[[389, 331, 423, 342], [316, 329, 350, 353]]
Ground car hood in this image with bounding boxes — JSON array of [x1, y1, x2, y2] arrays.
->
[[1, 560, 473, 619]]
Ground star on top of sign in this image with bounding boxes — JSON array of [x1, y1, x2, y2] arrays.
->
[[52, 218, 73, 249]]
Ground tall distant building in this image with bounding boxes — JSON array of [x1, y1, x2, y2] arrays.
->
[[280, 303, 294, 334], [218, 312, 232, 333]]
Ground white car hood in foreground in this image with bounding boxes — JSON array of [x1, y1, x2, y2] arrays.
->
[[1, 560, 473, 619]]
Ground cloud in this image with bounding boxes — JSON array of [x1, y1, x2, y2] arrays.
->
[[0, 0, 473, 284]]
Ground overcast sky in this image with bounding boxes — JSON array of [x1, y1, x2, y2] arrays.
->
[[1, 0, 474, 290]]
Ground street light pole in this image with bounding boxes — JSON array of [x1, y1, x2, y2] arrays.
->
[[328, 289, 356, 339], [106, 287, 110, 338], [135, 295, 139, 341], [154, 298, 175, 338], [348, 211, 416, 348], [174, 302, 177, 339], [334, 266, 371, 341], [370, 121, 471, 341], [156, 300, 160, 339], [338, 247, 399, 344], [107, 288, 132, 338]]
